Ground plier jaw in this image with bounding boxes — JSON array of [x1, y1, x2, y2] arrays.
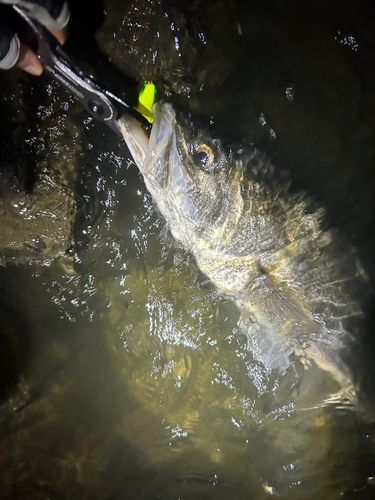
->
[[13, 5, 150, 136]]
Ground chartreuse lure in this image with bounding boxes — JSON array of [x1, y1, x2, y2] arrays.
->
[[136, 83, 156, 123]]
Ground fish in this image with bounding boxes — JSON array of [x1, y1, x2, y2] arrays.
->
[[119, 102, 369, 403]]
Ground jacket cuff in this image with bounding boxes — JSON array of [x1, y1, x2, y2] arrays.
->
[[0, 26, 20, 70]]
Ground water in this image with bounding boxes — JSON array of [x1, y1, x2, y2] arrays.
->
[[1, 0, 375, 498]]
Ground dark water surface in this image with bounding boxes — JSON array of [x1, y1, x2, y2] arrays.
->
[[1, 0, 375, 499]]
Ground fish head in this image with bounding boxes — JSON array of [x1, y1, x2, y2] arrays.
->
[[119, 102, 231, 246]]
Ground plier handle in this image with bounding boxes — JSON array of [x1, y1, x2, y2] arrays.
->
[[13, 5, 150, 136]]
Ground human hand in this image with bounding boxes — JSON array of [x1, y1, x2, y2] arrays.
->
[[0, 0, 70, 75]]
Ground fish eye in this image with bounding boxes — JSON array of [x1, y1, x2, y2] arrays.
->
[[196, 144, 214, 168], [197, 151, 209, 165]]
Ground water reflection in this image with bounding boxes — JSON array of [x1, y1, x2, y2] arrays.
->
[[0, 146, 362, 497], [0, 0, 375, 498], [49, 159, 365, 496]]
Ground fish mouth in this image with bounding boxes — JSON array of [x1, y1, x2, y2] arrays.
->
[[118, 109, 150, 169], [118, 103, 176, 183]]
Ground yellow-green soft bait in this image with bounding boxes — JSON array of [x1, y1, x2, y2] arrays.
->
[[136, 83, 156, 123]]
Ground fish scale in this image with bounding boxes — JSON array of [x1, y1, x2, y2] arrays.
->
[[119, 102, 370, 404]]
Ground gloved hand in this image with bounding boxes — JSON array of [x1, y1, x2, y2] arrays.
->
[[0, 0, 70, 75]]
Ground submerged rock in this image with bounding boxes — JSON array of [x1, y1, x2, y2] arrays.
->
[[0, 74, 80, 266]]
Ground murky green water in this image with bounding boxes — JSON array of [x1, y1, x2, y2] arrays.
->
[[1, 0, 375, 499]]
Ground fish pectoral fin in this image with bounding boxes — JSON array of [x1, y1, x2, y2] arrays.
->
[[245, 272, 323, 339], [238, 318, 294, 375]]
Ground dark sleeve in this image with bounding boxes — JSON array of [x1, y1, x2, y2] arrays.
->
[[0, 0, 70, 30], [0, 24, 20, 69]]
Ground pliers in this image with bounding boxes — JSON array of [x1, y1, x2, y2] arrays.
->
[[13, 5, 150, 136]]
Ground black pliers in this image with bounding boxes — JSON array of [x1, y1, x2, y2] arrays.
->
[[13, 5, 150, 136]]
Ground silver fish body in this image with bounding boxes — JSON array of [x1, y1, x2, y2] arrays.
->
[[119, 102, 368, 400]]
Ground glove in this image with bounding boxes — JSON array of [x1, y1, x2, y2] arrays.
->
[[0, 0, 70, 73]]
